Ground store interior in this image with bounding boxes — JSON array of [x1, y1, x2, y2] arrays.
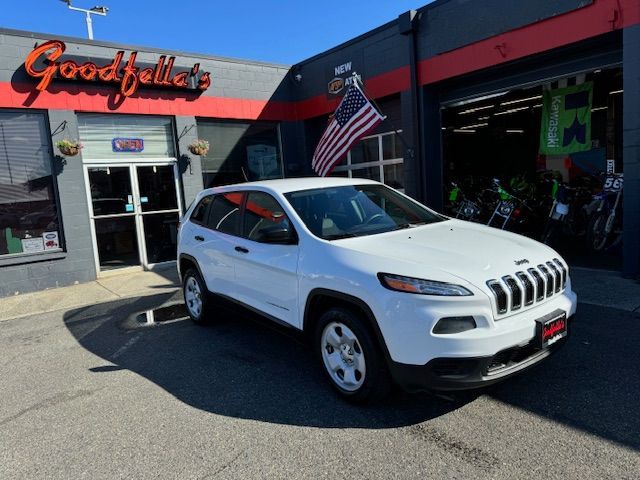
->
[[441, 67, 624, 270]]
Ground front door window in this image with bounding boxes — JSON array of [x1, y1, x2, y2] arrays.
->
[[136, 165, 180, 264], [89, 167, 141, 271]]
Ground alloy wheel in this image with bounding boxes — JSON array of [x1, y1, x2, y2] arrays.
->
[[184, 276, 203, 319], [321, 321, 366, 392]]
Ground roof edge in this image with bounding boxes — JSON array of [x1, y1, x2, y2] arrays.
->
[[0, 26, 291, 69]]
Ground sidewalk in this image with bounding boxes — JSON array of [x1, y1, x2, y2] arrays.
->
[[0, 265, 638, 322], [0, 268, 180, 322]]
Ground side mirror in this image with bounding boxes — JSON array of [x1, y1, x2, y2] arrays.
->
[[256, 223, 297, 245]]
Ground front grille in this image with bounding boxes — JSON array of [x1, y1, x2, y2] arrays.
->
[[486, 260, 568, 317]]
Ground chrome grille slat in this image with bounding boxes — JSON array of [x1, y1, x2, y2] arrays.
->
[[528, 268, 545, 302], [553, 258, 567, 289], [487, 280, 508, 314], [515, 271, 534, 306], [502, 276, 522, 311], [487, 260, 568, 317], [538, 264, 554, 297], [547, 261, 562, 293]]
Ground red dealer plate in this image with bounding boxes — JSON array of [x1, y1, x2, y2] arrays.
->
[[535, 310, 567, 349]]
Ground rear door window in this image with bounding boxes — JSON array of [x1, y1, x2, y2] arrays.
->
[[207, 192, 243, 237], [190, 195, 213, 225]]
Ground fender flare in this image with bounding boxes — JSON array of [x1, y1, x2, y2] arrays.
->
[[178, 254, 204, 281], [303, 288, 393, 364]]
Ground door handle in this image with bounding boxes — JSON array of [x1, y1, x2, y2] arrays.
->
[[235, 246, 249, 254], [194, 235, 205, 242]]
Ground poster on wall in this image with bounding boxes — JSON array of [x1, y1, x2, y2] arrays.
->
[[247, 144, 278, 179], [21, 237, 45, 254], [42, 231, 60, 250], [539, 82, 593, 155]]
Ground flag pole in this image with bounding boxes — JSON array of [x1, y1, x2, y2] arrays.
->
[[351, 72, 415, 161]]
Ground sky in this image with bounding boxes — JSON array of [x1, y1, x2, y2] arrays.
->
[[2, 0, 432, 64]]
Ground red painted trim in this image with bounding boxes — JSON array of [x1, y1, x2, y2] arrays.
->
[[0, 81, 295, 121], [418, 0, 639, 85]]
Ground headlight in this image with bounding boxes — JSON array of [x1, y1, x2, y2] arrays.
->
[[378, 273, 473, 296]]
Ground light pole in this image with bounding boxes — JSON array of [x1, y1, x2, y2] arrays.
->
[[60, 1, 109, 40]]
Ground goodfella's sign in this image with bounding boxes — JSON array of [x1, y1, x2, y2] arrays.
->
[[24, 40, 211, 98]]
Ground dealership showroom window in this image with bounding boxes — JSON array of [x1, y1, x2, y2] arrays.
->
[[441, 67, 624, 270]]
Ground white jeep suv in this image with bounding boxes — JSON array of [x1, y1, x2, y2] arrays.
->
[[177, 178, 577, 402]]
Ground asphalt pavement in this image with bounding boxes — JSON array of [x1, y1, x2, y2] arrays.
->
[[0, 291, 639, 479]]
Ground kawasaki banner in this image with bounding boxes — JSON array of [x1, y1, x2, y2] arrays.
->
[[539, 82, 593, 155]]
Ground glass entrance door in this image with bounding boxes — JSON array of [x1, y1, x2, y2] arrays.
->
[[86, 163, 181, 273], [135, 165, 181, 265]]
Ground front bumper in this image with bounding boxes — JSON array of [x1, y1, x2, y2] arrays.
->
[[388, 315, 573, 391]]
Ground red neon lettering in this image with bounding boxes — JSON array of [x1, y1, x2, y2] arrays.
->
[[24, 40, 211, 97], [24, 40, 65, 91], [198, 72, 211, 91], [139, 67, 154, 85]]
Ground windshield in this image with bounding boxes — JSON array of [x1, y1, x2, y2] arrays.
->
[[284, 184, 446, 240]]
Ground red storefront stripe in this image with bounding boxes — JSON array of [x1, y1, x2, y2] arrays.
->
[[0, 81, 295, 121], [418, 0, 640, 85]]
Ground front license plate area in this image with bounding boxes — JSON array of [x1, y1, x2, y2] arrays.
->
[[535, 309, 567, 349]]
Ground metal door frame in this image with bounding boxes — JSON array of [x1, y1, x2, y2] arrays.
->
[[83, 160, 183, 277]]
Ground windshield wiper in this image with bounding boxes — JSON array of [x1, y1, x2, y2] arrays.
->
[[323, 232, 359, 240], [394, 221, 430, 230]]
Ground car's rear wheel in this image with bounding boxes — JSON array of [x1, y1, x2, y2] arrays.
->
[[315, 307, 392, 403], [183, 268, 212, 324]]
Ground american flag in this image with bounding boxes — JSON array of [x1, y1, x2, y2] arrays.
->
[[312, 82, 385, 177]]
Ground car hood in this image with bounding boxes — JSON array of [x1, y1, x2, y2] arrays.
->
[[335, 219, 559, 287]]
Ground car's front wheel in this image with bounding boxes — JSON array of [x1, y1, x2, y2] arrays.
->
[[315, 307, 392, 403], [182, 268, 212, 324]]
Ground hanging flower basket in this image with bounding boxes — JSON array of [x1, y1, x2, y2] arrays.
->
[[188, 139, 210, 156], [55, 139, 83, 157]]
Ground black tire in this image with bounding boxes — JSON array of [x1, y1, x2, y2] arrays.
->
[[587, 213, 609, 252], [541, 219, 559, 246], [182, 268, 213, 325], [315, 307, 393, 404]]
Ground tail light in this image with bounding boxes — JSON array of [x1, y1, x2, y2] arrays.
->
[[512, 208, 522, 218]]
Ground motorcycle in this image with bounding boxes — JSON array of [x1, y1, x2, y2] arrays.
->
[[541, 180, 592, 246], [447, 182, 482, 222], [586, 173, 623, 252], [486, 179, 534, 232]]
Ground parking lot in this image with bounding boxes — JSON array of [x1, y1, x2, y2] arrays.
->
[[1, 291, 639, 479]]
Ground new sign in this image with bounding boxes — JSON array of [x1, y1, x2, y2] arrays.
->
[[539, 82, 593, 155], [24, 40, 211, 98], [326, 57, 363, 96]]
